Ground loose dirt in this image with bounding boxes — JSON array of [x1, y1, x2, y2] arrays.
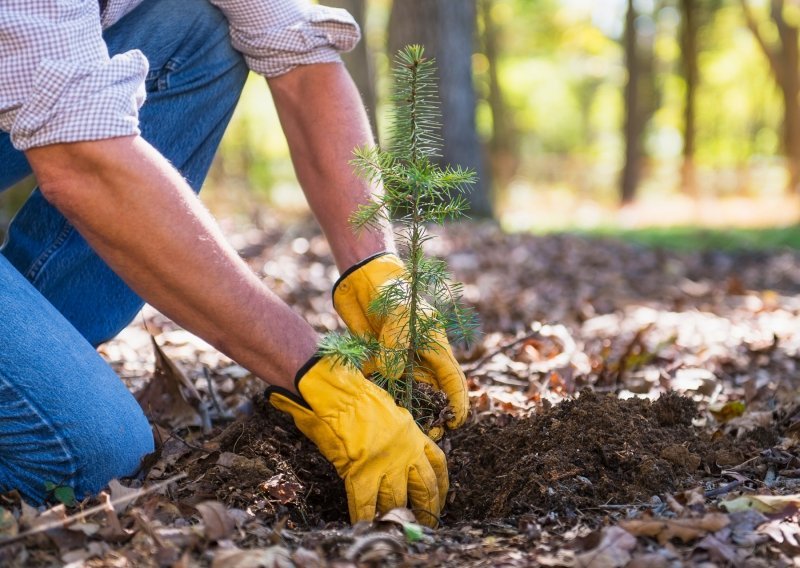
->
[[446, 391, 715, 522], [181, 389, 753, 529], [184, 396, 348, 528]]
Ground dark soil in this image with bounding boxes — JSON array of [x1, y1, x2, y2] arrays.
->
[[180, 388, 755, 530], [445, 390, 748, 522], [183, 396, 348, 528]]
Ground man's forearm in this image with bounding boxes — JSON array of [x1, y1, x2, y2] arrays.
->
[[268, 63, 395, 271], [25, 136, 317, 394]]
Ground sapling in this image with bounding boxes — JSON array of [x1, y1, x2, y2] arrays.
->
[[320, 45, 479, 429]]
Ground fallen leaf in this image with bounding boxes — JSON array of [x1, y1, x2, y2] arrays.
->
[[108, 480, 141, 514], [44, 482, 76, 507], [725, 411, 774, 436], [260, 474, 303, 505], [709, 400, 746, 423], [697, 528, 737, 564], [574, 526, 636, 568], [380, 508, 417, 525], [0, 507, 17, 538], [728, 509, 769, 547], [196, 501, 235, 542], [619, 513, 729, 545], [212, 546, 292, 568], [759, 518, 800, 547], [721, 494, 800, 515], [136, 336, 208, 431], [292, 547, 325, 568]]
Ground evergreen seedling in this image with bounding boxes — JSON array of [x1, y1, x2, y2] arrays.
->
[[320, 45, 479, 428]]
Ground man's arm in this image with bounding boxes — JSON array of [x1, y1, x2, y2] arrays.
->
[[25, 136, 317, 394], [267, 62, 395, 271]]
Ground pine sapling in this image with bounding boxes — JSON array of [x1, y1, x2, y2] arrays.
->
[[320, 45, 479, 430]]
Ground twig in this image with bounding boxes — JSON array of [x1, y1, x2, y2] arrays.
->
[[203, 366, 234, 420], [704, 480, 743, 498], [726, 455, 761, 472], [463, 330, 544, 374], [0, 473, 187, 548], [581, 502, 652, 511], [464, 323, 576, 376]]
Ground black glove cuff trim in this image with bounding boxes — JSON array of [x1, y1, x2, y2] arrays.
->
[[264, 354, 324, 411], [331, 251, 394, 301], [295, 354, 323, 383], [265, 385, 311, 409]]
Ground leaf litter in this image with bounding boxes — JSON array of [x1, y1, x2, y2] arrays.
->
[[2, 215, 800, 566]]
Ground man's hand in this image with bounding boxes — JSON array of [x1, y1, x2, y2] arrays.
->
[[332, 253, 469, 440], [267, 356, 448, 527]]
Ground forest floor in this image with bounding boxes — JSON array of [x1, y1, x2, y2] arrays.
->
[[2, 215, 800, 567]]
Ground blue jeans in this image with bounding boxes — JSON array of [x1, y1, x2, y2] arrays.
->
[[0, 0, 248, 503]]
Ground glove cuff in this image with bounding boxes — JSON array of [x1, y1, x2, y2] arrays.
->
[[264, 354, 323, 410], [331, 251, 396, 301]]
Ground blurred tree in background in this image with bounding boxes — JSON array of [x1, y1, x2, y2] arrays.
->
[[4, 0, 800, 234]]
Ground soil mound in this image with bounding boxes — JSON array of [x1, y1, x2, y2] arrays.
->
[[189, 390, 740, 527], [186, 397, 348, 527], [446, 390, 711, 521]]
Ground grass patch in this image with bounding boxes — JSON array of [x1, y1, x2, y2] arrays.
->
[[571, 225, 800, 251]]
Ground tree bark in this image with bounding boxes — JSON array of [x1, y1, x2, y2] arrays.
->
[[621, 0, 642, 204], [680, 0, 699, 197], [388, 0, 494, 218], [772, 0, 800, 193], [480, 0, 518, 194], [740, 0, 800, 193], [326, 0, 379, 140]]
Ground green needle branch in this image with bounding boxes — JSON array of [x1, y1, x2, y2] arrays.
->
[[321, 45, 479, 423]]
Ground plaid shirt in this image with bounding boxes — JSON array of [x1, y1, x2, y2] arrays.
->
[[0, 0, 359, 151]]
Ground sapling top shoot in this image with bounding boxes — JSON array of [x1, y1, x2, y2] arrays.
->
[[320, 45, 479, 428]]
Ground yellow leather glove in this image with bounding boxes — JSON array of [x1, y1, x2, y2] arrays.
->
[[267, 355, 448, 527], [332, 253, 469, 440]]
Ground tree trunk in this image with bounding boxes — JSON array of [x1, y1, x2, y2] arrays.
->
[[772, 0, 800, 193], [480, 0, 518, 194], [388, 0, 494, 218], [326, 0, 379, 140], [740, 0, 800, 193], [621, 0, 642, 204], [680, 0, 699, 197]]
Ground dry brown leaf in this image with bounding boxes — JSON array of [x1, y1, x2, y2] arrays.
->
[[212, 546, 293, 568], [697, 529, 738, 564], [721, 494, 800, 515], [379, 507, 417, 525], [135, 336, 207, 430], [619, 513, 730, 545], [0, 507, 17, 538], [196, 501, 236, 542], [759, 519, 800, 547], [725, 411, 774, 436], [260, 474, 303, 505], [708, 400, 746, 423], [108, 479, 141, 514], [574, 526, 637, 568]]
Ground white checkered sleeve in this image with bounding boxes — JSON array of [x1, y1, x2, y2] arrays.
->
[[208, 0, 361, 78], [0, 1, 147, 151]]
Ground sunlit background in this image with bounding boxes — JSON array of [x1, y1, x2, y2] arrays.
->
[[4, 0, 800, 241]]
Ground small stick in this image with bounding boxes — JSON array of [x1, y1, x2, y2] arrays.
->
[[0, 473, 187, 548], [704, 480, 743, 498], [725, 455, 760, 472], [203, 367, 234, 420], [463, 328, 544, 374]]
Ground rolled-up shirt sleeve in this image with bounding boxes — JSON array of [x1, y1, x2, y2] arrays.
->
[[0, 1, 147, 151], [209, 0, 361, 78]]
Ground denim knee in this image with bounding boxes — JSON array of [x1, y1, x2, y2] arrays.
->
[[0, 370, 154, 504], [68, 394, 155, 500]]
